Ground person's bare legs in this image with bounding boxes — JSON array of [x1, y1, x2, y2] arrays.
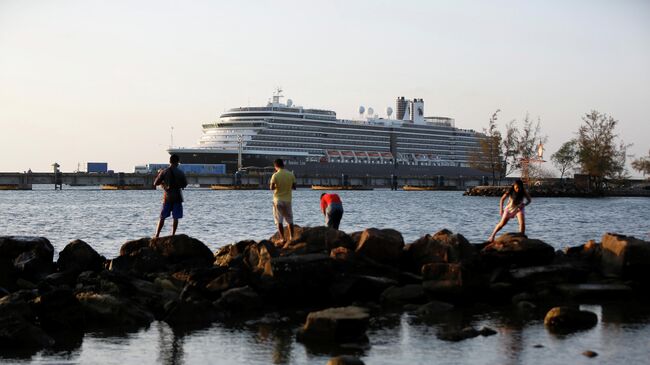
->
[[288, 223, 295, 241], [488, 215, 510, 242], [516, 211, 526, 235], [155, 218, 165, 239], [172, 219, 178, 236], [276, 222, 285, 243]]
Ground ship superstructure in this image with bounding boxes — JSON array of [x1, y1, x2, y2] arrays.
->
[[169, 90, 485, 176]]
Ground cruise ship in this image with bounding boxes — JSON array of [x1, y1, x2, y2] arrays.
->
[[169, 90, 486, 177]]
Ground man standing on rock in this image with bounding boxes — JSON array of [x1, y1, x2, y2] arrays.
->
[[154, 154, 188, 238], [270, 158, 296, 243], [320, 193, 344, 230]]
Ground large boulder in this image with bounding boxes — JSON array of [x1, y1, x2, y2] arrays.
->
[[403, 229, 477, 273], [380, 284, 426, 306], [0, 314, 54, 350], [149, 234, 213, 266], [296, 306, 370, 343], [282, 226, 354, 254], [119, 237, 150, 256], [214, 240, 256, 267], [0, 258, 17, 291], [544, 306, 598, 333], [109, 247, 167, 276], [421, 263, 465, 294], [327, 356, 365, 365], [57, 239, 104, 273], [243, 240, 279, 275], [600, 233, 650, 280], [214, 286, 262, 313], [354, 228, 404, 265], [163, 298, 222, 328], [0, 236, 54, 281], [75, 292, 154, 328], [481, 233, 555, 267], [31, 287, 85, 332]]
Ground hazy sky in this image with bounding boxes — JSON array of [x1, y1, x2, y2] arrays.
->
[[1, 0, 649, 175]]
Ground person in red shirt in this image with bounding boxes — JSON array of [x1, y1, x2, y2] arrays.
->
[[320, 193, 344, 230]]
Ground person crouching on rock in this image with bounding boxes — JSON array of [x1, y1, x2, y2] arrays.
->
[[487, 179, 532, 242], [320, 193, 344, 230], [270, 158, 296, 244], [154, 154, 188, 238]]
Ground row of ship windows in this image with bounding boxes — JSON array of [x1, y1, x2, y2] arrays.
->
[[269, 122, 478, 140], [254, 133, 479, 150]]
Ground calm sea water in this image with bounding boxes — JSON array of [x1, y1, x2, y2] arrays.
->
[[1, 186, 649, 365]]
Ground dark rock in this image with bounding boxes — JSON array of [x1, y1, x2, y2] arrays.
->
[[354, 228, 404, 265], [109, 248, 167, 275], [270, 225, 306, 245], [544, 306, 598, 333], [415, 300, 454, 316], [0, 289, 38, 319], [258, 253, 334, 299], [421, 263, 465, 294], [214, 286, 262, 312], [43, 271, 78, 287], [563, 240, 601, 264], [0, 314, 54, 349], [481, 233, 555, 267], [601, 233, 650, 280], [296, 306, 370, 343], [149, 234, 214, 266], [119, 237, 151, 256], [58, 239, 104, 273], [282, 226, 354, 254], [0, 258, 17, 291], [244, 240, 279, 275], [437, 326, 480, 342], [380, 284, 426, 306], [75, 291, 154, 328], [403, 229, 477, 272], [214, 240, 256, 267], [205, 270, 245, 294], [330, 275, 398, 304], [14, 250, 53, 281], [327, 356, 365, 365], [477, 326, 497, 336], [555, 283, 633, 300], [32, 287, 85, 331], [330, 246, 354, 261], [509, 263, 590, 285], [163, 298, 221, 327], [582, 350, 598, 358]]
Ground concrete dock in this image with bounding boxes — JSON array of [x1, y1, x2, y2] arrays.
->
[[0, 171, 485, 190]]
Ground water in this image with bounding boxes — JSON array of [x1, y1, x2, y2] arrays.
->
[[1, 187, 649, 258], [1, 187, 650, 365]]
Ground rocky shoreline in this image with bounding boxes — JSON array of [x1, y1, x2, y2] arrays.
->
[[464, 185, 650, 197], [2, 228, 650, 362]]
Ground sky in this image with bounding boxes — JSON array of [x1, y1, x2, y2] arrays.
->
[[1, 0, 649, 175]]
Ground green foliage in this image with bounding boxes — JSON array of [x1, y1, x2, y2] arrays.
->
[[501, 114, 547, 178], [551, 139, 578, 180], [469, 110, 503, 185], [576, 111, 630, 189], [631, 150, 650, 177]]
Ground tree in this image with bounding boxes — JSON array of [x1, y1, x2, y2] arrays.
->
[[631, 149, 650, 177], [501, 114, 547, 180], [469, 110, 503, 185], [551, 139, 578, 180], [576, 111, 630, 190]]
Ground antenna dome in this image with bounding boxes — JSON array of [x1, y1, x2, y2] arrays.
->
[[358, 106, 365, 114], [386, 107, 393, 117], [286, 99, 293, 107]]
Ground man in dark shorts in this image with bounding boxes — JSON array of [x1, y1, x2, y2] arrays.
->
[[154, 154, 188, 238], [320, 193, 344, 230]]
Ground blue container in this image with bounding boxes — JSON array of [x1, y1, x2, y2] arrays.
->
[[87, 162, 108, 173]]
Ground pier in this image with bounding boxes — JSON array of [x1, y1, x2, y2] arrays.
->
[[0, 171, 485, 190]]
